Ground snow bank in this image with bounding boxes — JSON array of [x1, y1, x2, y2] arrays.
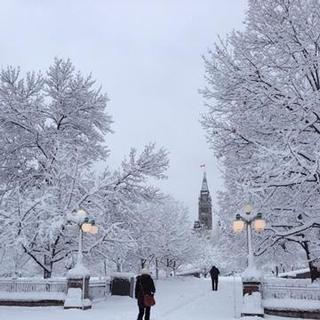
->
[[264, 277, 312, 287], [0, 292, 65, 301], [264, 298, 320, 311]]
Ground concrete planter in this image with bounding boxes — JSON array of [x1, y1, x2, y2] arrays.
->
[[241, 280, 264, 318], [64, 272, 92, 310]]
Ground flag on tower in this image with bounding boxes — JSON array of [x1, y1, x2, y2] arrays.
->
[[200, 164, 206, 168]]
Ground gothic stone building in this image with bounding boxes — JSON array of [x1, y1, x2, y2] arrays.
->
[[194, 172, 212, 230]]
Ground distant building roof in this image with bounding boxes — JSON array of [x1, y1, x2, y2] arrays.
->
[[278, 268, 309, 278]]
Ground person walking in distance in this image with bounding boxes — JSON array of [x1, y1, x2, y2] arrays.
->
[[135, 268, 156, 320], [210, 265, 220, 291]]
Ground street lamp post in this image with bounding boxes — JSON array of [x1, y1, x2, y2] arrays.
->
[[64, 209, 98, 310], [233, 205, 266, 318], [233, 205, 266, 271], [75, 209, 98, 266]]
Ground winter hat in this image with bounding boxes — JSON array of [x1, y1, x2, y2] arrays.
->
[[141, 267, 150, 275]]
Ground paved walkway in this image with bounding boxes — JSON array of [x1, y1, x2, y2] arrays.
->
[[153, 276, 243, 320], [0, 276, 289, 320]]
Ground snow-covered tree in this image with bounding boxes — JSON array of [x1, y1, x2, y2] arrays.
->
[[0, 59, 169, 277], [94, 196, 196, 277], [201, 0, 320, 280], [139, 198, 195, 276]]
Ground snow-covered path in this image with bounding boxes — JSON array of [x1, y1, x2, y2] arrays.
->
[[0, 276, 295, 320], [153, 276, 242, 320]]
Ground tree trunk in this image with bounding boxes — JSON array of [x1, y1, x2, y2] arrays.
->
[[141, 258, 146, 269], [302, 241, 319, 283], [43, 255, 52, 279], [155, 258, 159, 280], [172, 261, 176, 277], [166, 258, 170, 277], [116, 258, 122, 272]]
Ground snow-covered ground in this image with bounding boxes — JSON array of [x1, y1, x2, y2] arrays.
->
[[0, 276, 301, 320]]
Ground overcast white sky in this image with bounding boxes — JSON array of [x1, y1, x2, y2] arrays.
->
[[1, 0, 247, 221]]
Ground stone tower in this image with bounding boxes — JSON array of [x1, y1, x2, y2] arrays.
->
[[198, 172, 212, 229]]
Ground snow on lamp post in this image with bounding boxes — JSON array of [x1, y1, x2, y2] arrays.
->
[[233, 205, 266, 317], [64, 208, 98, 310]]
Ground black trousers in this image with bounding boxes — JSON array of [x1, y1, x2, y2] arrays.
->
[[211, 277, 218, 291], [137, 305, 151, 320]]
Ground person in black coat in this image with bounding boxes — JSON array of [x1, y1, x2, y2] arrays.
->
[[209, 265, 220, 291], [135, 268, 156, 320]]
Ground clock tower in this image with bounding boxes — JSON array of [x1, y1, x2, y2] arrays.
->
[[197, 172, 212, 230]]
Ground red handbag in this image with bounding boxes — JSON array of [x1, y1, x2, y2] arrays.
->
[[144, 294, 156, 307]]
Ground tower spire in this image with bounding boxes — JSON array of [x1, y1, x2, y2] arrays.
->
[[201, 171, 209, 192]]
